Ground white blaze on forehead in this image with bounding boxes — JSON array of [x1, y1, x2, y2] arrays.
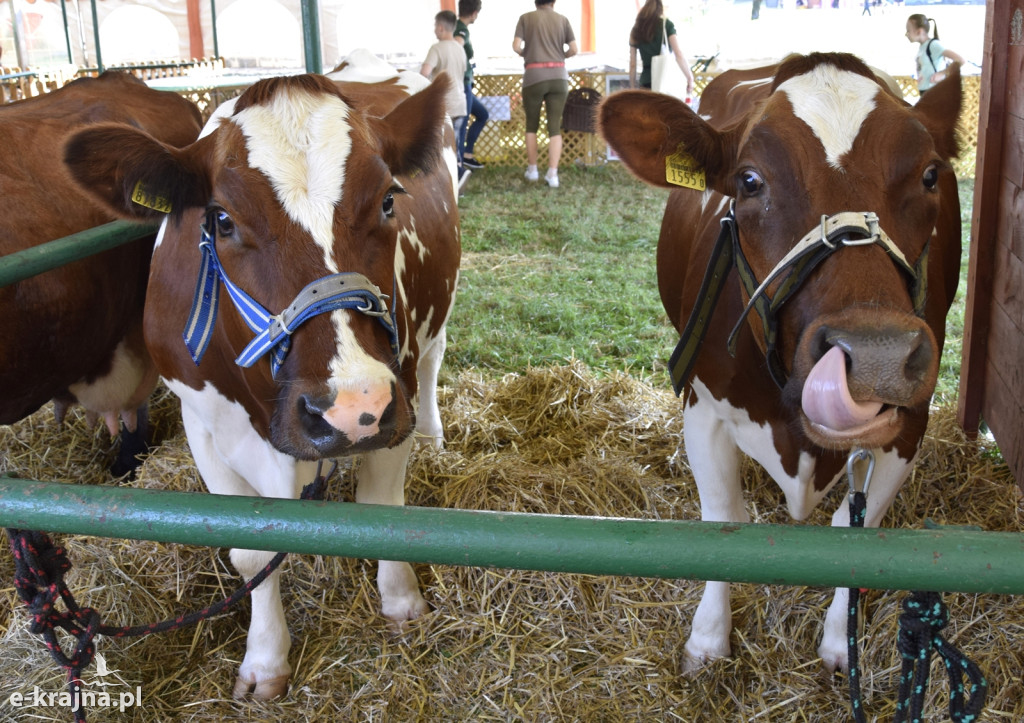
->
[[778, 65, 878, 169], [232, 87, 352, 272]]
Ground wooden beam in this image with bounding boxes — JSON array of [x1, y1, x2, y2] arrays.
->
[[957, 0, 1010, 435], [187, 0, 204, 59]]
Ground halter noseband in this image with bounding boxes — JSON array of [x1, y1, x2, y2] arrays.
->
[[668, 206, 929, 394], [183, 211, 399, 377]]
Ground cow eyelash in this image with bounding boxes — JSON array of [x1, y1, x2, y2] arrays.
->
[[383, 186, 408, 219]]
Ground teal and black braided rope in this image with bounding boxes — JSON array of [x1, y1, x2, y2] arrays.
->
[[845, 481, 988, 722], [893, 591, 988, 723], [846, 488, 868, 723]]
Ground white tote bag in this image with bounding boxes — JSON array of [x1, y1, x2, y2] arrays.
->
[[651, 20, 688, 102]]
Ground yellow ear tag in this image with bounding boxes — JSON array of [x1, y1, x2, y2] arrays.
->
[[131, 180, 172, 214], [665, 149, 706, 191]]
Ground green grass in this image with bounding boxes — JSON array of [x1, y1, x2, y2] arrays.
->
[[447, 163, 677, 383], [448, 163, 973, 402]]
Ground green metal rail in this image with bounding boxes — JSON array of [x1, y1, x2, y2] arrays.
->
[[2, 477, 1022, 595], [0, 220, 159, 288]]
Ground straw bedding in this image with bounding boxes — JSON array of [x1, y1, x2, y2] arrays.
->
[[1, 362, 1020, 721]]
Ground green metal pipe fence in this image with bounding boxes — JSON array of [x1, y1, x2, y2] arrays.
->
[[2, 477, 1023, 595], [3, 222, 1023, 600], [0, 220, 159, 288]]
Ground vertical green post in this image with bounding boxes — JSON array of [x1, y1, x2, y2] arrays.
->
[[300, 0, 322, 74], [209, 0, 219, 60], [89, 0, 103, 72]]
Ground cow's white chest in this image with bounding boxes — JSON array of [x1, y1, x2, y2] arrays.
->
[[164, 378, 314, 499], [688, 376, 842, 520]]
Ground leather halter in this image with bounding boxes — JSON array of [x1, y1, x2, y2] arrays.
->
[[668, 206, 929, 395], [183, 211, 399, 377]]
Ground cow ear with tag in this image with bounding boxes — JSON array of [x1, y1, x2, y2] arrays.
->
[[63, 123, 210, 221], [371, 73, 450, 179], [598, 90, 739, 196]]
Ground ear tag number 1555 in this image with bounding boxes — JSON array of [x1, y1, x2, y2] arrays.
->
[[666, 150, 706, 191]]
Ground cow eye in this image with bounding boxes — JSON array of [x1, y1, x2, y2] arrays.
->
[[922, 164, 939, 190], [739, 170, 764, 196], [215, 210, 235, 237], [382, 192, 395, 218]]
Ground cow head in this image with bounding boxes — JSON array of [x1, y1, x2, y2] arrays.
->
[[600, 53, 962, 451], [64, 73, 452, 459]]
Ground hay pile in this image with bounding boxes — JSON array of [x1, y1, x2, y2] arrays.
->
[[1, 362, 1020, 721]]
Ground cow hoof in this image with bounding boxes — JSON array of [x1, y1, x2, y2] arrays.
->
[[682, 639, 730, 676], [233, 673, 290, 700], [817, 642, 849, 674], [382, 594, 430, 630]]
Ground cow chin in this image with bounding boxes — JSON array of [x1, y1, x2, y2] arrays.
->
[[270, 381, 414, 460]]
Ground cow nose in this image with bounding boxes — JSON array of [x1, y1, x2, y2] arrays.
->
[[825, 325, 935, 405], [298, 382, 396, 453]]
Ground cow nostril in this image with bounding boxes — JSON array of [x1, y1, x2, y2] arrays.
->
[[298, 393, 336, 439], [904, 330, 933, 382]]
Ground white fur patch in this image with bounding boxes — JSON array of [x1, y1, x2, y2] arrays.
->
[[689, 376, 840, 520], [778, 65, 878, 169], [232, 88, 352, 271]]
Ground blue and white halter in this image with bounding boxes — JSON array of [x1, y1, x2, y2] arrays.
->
[[183, 211, 399, 377]]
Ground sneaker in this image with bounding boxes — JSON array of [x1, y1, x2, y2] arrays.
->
[[463, 156, 485, 170], [545, 170, 559, 188], [524, 166, 539, 182], [457, 166, 472, 194]]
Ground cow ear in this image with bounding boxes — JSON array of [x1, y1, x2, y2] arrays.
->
[[912, 63, 962, 162], [374, 74, 450, 177], [64, 123, 210, 221], [598, 91, 738, 195]]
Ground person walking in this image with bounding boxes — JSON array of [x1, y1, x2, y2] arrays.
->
[[455, 0, 490, 171], [628, 0, 694, 97], [421, 10, 471, 193], [512, 0, 577, 189], [905, 14, 965, 95]]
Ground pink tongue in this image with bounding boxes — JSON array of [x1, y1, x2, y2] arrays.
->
[[801, 346, 883, 432]]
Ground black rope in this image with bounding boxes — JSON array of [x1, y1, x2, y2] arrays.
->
[[844, 452, 988, 723], [893, 591, 988, 723], [4, 462, 334, 722], [846, 488, 868, 723]]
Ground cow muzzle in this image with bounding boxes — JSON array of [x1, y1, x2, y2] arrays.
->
[[296, 380, 410, 457], [797, 315, 938, 449]]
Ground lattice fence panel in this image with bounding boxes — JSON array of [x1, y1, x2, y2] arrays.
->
[[471, 71, 979, 178], [1, 66, 979, 178]]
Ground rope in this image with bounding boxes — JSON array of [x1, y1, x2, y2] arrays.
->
[[893, 591, 988, 723], [843, 449, 988, 723], [4, 461, 334, 722], [846, 487, 869, 723]]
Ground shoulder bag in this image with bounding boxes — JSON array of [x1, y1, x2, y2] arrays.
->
[[651, 20, 688, 101]]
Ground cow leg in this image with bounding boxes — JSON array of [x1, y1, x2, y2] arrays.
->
[[176, 395, 303, 699], [414, 328, 446, 448], [818, 450, 916, 672], [681, 396, 748, 673], [356, 437, 430, 622]]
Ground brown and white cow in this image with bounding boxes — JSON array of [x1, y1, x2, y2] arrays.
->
[[64, 60, 461, 697], [0, 72, 201, 472], [599, 53, 962, 671]]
